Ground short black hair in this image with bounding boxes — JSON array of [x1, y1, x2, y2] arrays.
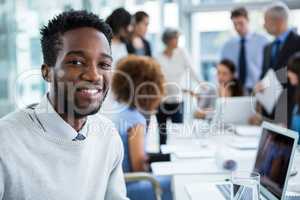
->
[[40, 10, 113, 67], [231, 7, 248, 19], [105, 7, 131, 35], [134, 11, 149, 24]]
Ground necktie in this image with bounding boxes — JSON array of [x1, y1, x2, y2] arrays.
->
[[270, 39, 281, 69], [72, 133, 86, 141], [238, 37, 247, 85]]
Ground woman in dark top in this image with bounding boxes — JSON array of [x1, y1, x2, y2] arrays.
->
[[288, 52, 300, 143], [126, 11, 152, 56], [217, 59, 244, 97], [194, 59, 244, 119]]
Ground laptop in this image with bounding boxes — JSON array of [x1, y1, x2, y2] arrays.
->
[[213, 97, 256, 125], [185, 122, 299, 200]]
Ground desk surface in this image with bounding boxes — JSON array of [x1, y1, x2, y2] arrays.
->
[[150, 122, 300, 200]]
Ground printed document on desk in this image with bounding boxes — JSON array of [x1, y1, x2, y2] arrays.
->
[[185, 182, 231, 200], [151, 159, 222, 176], [235, 126, 262, 137]]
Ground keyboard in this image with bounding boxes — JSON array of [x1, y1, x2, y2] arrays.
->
[[216, 184, 300, 200]]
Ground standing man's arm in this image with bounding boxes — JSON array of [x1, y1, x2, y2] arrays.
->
[[260, 45, 270, 80], [254, 36, 269, 84], [220, 42, 228, 60], [105, 135, 129, 200], [220, 40, 233, 61]]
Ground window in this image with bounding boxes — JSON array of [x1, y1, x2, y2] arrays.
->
[[191, 0, 272, 6], [30, 37, 43, 68], [191, 9, 268, 81]]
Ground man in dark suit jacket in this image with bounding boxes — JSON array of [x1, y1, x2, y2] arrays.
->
[[256, 2, 300, 128]]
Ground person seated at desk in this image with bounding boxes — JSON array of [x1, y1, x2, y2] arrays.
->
[[194, 59, 244, 119], [288, 52, 300, 143], [111, 55, 172, 200]]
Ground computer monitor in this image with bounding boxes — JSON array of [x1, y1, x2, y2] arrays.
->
[[253, 122, 299, 200], [214, 97, 256, 125]]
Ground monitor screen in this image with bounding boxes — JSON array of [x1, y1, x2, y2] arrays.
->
[[254, 128, 294, 198]]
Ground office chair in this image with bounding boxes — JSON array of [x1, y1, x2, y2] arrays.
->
[[124, 172, 162, 200]]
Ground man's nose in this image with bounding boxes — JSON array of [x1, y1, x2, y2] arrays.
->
[[82, 64, 103, 83]]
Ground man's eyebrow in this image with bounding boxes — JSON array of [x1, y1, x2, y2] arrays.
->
[[100, 53, 113, 61], [66, 51, 85, 57], [65, 51, 112, 61]]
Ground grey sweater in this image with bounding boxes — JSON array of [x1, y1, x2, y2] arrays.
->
[[0, 108, 128, 200]]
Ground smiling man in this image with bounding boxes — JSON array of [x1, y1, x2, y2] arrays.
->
[[0, 10, 128, 200]]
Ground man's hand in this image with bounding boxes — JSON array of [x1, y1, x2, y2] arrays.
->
[[254, 82, 265, 94], [248, 114, 262, 126]]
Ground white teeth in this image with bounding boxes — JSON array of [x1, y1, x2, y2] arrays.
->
[[80, 89, 98, 94]]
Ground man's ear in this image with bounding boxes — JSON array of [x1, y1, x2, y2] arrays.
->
[[41, 64, 53, 82]]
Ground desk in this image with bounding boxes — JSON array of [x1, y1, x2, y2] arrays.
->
[[175, 151, 300, 200], [150, 122, 300, 200]]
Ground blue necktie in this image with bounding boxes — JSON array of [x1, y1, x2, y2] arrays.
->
[[72, 133, 86, 141], [238, 37, 247, 85], [270, 39, 281, 69]]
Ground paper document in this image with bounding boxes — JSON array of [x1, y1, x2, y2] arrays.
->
[[227, 137, 258, 150], [256, 69, 283, 114], [235, 126, 262, 137], [151, 160, 222, 176], [185, 182, 230, 200], [175, 149, 215, 159]]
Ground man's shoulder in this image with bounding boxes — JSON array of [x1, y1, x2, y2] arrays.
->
[[251, 33, 268, 42], [88, 113, 120, 139], [0, 109, 28, 130], [287, 31, 300, 44], [223, 37, 239, 46], [0, 109, 30, 146], [89, 113, 115, 127], [89, 113, 123, 152]]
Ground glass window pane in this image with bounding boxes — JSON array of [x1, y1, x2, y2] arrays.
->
[[0, 79, 8, 99], [191, 0, 272, 5], [30, 37, 42, 67]]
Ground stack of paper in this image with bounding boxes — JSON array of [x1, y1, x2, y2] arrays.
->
[[256, 69, 283, 114]]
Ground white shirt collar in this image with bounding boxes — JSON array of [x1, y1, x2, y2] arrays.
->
[[34, 95, 88, 141], [240, 32, 253, 41]]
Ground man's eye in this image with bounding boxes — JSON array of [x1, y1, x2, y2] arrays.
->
[[67, 60, 83, 65], [98, 63, 112, 70]]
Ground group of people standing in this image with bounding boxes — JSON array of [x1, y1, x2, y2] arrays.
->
[[195, 3, 300, 136]]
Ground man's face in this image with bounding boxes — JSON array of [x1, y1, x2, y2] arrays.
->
[[232, 16, 249, 37], [46, 27, 112, 118], [264, 12, 278, 36]]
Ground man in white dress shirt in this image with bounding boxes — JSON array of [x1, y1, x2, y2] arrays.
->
[[0, 10, 128, 200], [221, 7, 268, 92]]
